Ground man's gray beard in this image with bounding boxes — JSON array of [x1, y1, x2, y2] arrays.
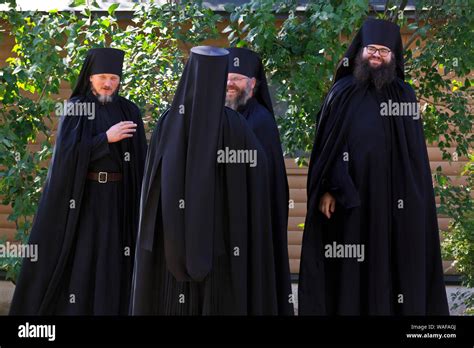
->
[[353, 50, 397, 90], [97, 93, 113, 103], [91, 86, 117, 104], [225, 81, 252, 111]]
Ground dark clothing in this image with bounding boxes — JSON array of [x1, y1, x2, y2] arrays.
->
[[10, 91, 147, 315], [239, 97, 294, 315], [299, 18, 448, 316], [298, 75, 449, 315], [130, 47, 279, 315], [131, 108, 278, 315]]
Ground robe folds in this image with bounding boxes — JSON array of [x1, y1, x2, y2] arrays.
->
[[10, 91, 147, 315], [239, 97, 293, 315], [130, 46, 280, 315], [298, 74, 449, 315]]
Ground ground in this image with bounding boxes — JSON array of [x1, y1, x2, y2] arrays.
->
[[1, 281, 471, 315]]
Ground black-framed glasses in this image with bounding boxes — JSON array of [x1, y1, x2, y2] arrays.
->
[[228, 76, 249, 83], [365, 45, 391, 57]]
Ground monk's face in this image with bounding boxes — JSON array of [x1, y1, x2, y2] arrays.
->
[[227, 73, 256, 99], [362, 44, 392, 68], [89, 73, 120, 96]]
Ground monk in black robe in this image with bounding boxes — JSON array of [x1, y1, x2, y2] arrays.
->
[[299, 19, 449, 315], [9, 48, 147, 315], [130, 46, 279, 315], [225, 47, 293, 315]]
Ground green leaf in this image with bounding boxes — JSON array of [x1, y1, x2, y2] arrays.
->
[[108, 3, 120, 16], [68, 0, 85, 8]]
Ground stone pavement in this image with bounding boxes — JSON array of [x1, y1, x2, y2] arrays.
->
[[0, 280, 14, 315]]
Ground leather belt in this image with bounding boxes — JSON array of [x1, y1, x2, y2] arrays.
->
[[87, 171, 122, 183]]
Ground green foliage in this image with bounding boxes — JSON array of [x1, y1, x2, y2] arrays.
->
[[443, 212, 474, 314], [443, 209, 474, 287], [448, 288, 474, 315], [402, 0, 473, 162], [400, 1, 473, 307], [441, 155, 474, 314]]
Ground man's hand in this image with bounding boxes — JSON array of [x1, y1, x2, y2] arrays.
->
[[319, 192, 336, 219], [106, 121, 137, 143]]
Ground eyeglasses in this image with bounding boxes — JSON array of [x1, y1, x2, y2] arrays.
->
[[365, 45, 391, 57], [228, 76, 249, 83]]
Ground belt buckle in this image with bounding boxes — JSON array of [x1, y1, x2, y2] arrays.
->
[[98, 171, 108, 183]]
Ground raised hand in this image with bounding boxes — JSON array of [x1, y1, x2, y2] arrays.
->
[[106, 121, 137, 143]]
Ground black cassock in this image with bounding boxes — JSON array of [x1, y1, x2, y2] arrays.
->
[[130, 46, 279, 315], [238, 97, 293, 315], [9, 48, 147, 315], [227, 47, 293, 315], [298, 19, 449, 315]]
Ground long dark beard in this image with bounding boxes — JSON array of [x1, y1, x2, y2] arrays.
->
[[353, 50, 396, 90]]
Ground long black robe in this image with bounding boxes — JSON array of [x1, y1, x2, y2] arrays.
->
[[9, 91, 147, 315], [239, 97, 293, 315], [298, 19, 449, 315], [130, 46, 279, 315]]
